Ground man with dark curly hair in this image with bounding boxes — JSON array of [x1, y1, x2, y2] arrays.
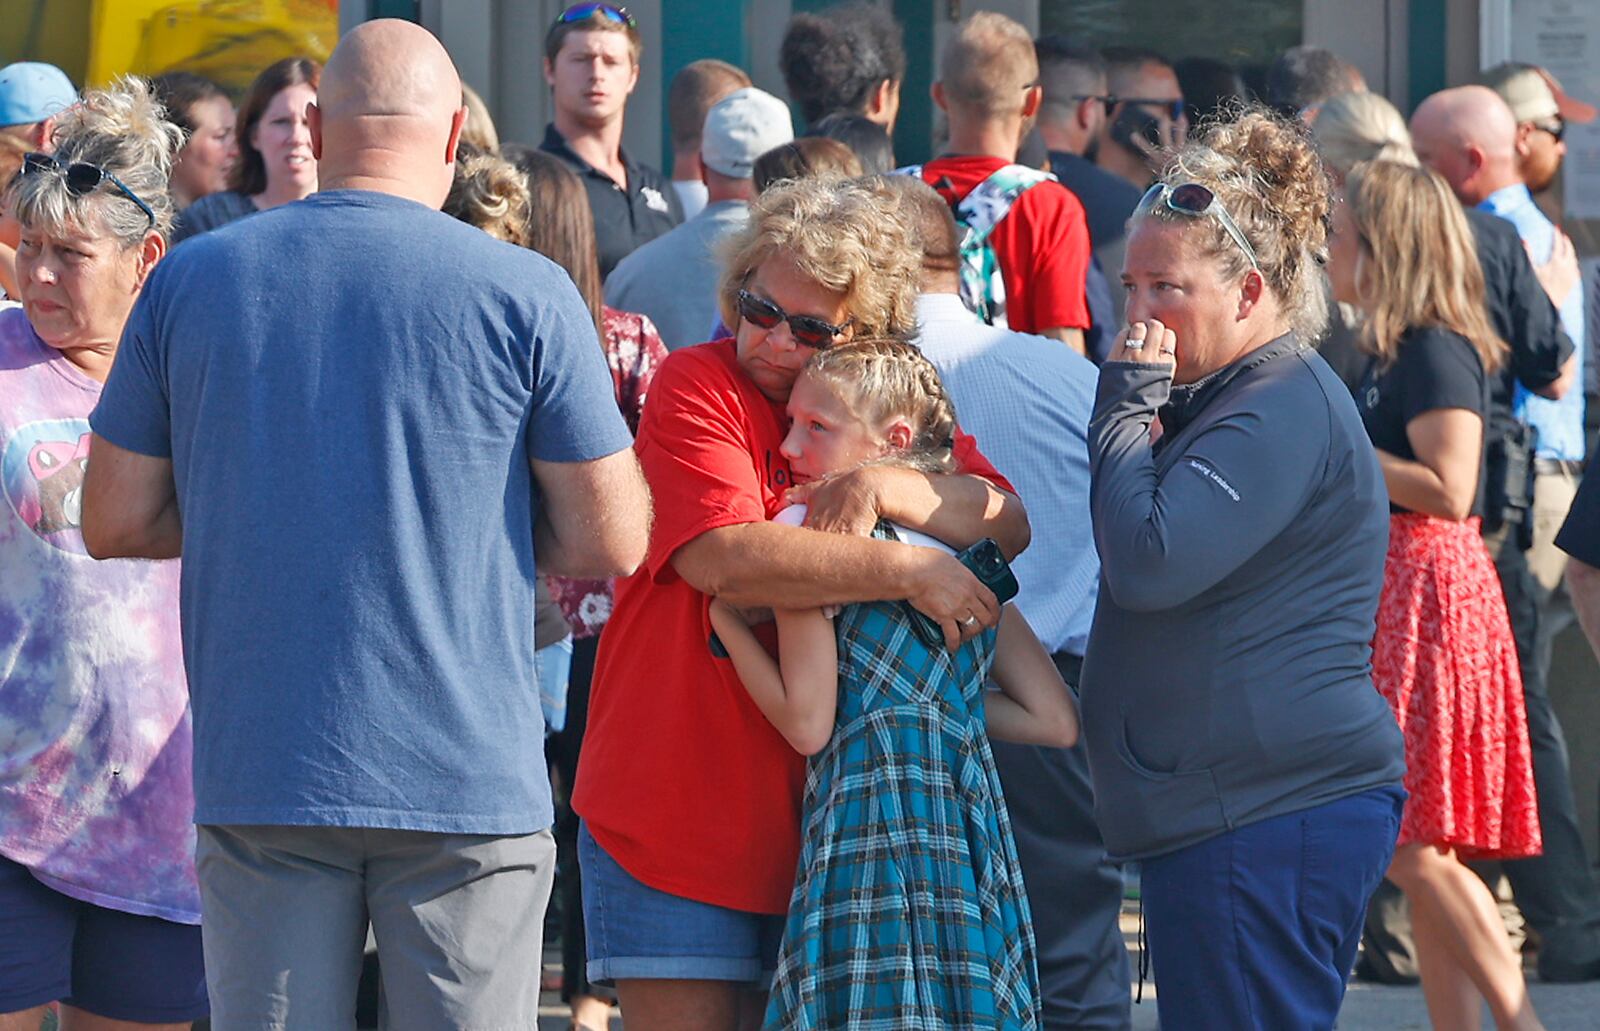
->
[[779, 3, 904, 134]]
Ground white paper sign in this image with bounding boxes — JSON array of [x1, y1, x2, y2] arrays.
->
[[1511, 0, 1600, 219]]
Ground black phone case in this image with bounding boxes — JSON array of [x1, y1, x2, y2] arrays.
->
[[905, 538, 1019, 650]]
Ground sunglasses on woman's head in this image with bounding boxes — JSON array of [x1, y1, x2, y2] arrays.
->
[[1135, 181, 1260, 272], [20, 152, 156, 229], [736, 288, 852, 349], [556, 2, 635, 28]]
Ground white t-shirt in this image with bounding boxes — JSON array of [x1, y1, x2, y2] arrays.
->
[[774, 502, 955, 555]]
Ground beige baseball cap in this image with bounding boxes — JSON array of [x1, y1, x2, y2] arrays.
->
[[1480, 62, 1596, 126]]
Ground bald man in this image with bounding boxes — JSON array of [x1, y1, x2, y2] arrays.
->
[[83, 19, 652, 1025], [1412, 85, 1600, 983]]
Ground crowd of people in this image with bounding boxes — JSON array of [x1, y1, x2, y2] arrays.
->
[[2, 2, 1600, 1030]]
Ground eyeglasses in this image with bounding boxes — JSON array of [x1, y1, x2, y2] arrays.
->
[[555, 3, 635, 28], [20, 152, 155, 229], [1135, 182, 1260, 272], [737, 287, 852, 349], [1532, 118, 1565, 142], [1083, 95, 1186, 123]]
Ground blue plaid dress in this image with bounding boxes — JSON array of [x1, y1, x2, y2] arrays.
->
[[763, 592, 1040, 1030]]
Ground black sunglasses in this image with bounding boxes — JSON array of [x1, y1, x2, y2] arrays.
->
[[1533, 118, 1566, 142], [1112, 96, 1187, 123], [736, 287, 852, 349], [556, 3, 635, 28], [20, 152, 156, 229]]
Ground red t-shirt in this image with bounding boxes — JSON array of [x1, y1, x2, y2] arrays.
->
[[920, 155, 1093, 335], [573, 339, 1014, 914]]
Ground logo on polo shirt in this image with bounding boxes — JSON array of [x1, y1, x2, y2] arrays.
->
[[640, 185, 670, 214]]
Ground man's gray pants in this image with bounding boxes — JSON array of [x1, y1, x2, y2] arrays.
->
[[196, 824, 556, 1030], [991, 654, 1132, 1030]]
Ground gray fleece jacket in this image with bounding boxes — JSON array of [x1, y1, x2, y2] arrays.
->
[[1080, 334, 1405, 860]]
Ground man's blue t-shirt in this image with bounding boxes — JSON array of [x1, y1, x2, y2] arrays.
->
[[91, 190, 635, 834]]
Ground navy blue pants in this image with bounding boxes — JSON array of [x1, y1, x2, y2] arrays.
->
[[1141, 786, 1404, 1031]]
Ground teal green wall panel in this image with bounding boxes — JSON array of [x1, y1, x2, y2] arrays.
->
[[1407, 0, 1446, 112], [893, 0, 934, 166], [660, 0, 747, 169], [369, 0, 417, 20]]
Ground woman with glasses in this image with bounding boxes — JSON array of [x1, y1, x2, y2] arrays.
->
[[0, 78, 207, 1028], [170, 58, 319, 245], [571, 174, 1027, 1031], [1328, 159, 1545, 1031], [1081, 110, 1406, 1031]]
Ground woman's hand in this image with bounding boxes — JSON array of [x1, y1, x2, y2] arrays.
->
[[786, 467, 883, 537], [905, 548, 1001, 651], [1107, 319, 1178, 368]]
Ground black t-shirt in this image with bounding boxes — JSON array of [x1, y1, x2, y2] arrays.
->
[[541, 123, 683, 281], [1557, 462, 1600, 567], [1048, 150, 1142, 248], [1464, 207, 1573, 438], [1357, 326, 1489, 516]]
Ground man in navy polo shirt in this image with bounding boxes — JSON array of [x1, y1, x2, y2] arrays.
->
[[541, 2, 681, 279]]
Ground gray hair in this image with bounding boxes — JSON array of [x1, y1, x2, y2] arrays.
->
[[5, 76, 183, 247]]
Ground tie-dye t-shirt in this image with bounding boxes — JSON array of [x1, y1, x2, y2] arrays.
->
[[0, 305, 198, 923]]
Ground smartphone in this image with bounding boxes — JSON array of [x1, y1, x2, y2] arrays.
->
[[905, 538, 1020, 650], [1111, 106, 1164, 153]]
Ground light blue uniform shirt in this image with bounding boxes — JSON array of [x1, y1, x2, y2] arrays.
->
[[914, 293, 1099, 655], [1480, 184, 1586, 460]]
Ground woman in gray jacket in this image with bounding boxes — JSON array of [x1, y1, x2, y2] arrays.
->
[[1081, 110, 1406, 1031]]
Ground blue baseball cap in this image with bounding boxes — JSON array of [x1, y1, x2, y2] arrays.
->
[[0, 62, 77, 127]]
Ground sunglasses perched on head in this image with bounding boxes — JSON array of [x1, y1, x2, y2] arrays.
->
[[19, 152, 156, 229], [556, 2, 635, 28], [736, 287, 852, 349], [1136, 181, 1260, 272]]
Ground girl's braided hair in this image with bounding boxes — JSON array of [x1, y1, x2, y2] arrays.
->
[[803, 338, 959, 474]]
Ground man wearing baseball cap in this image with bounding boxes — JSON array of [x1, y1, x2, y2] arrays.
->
[[604, 86, 793, 352], [0, 61, 77, 148], [1481, 61, 1598, 193]]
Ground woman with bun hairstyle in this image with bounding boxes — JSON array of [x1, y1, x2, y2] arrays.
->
[[1329, 158, 1544, 1031], [0, 78, 208, 1027], [1081, 109, 1406, 1030]]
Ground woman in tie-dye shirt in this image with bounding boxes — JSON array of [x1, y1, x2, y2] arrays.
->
[[0, 79, 207, 1026]]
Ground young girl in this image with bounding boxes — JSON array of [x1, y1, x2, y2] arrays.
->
[[709, 339, 1077, 1031]]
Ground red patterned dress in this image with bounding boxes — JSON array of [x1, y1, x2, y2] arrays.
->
[[546, 306, 667, 637], [1358, 328, 1540, 859]]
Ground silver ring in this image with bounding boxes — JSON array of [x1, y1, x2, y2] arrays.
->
[[1125, 337, 1146, 350], [961, 615, 978, 628], [1159, 346, 1175, 355]]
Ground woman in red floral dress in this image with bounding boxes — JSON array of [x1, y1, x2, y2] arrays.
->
[[1329, 158, 1543, 1031], [511, 147, 667, 1031]]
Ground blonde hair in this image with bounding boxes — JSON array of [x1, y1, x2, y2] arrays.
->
[[718, 175, 919, 339], [1344, 159, 1506, 372], [5, 76, 182, 245], [444, 148, 531, 246], [1151, 108, 1332, 341], [1312, 91, 1416, 179], [460, 83, 500, 153], [939, 12, 1038, 115], [803, 339, 958, 474]]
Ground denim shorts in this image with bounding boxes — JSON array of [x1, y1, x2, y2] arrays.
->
[[0, 855, 208, 1022], [579, 821, 785, 986]]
